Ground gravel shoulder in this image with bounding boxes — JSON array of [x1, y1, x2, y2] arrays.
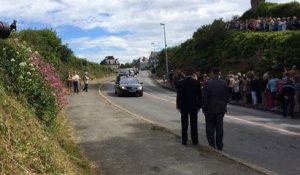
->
[[65, 81, 265, 175]]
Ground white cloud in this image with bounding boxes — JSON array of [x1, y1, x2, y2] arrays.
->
[[0, 0, 297, 63]]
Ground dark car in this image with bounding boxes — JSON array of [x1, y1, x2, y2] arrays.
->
[[115, 77, 143, 97]]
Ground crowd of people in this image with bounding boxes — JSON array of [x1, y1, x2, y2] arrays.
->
[[225, 16, 300, 31], [224, 65, 299, 118], [169, 65, 300, 119], [67, 71, 90, 94], [174, 65, 299, 150]]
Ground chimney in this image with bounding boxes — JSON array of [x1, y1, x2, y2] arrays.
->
[[251, 0, 265, 9]]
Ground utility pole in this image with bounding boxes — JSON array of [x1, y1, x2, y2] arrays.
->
[[160, 23, 169, 76]]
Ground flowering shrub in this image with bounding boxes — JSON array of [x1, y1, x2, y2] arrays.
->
[[0, 39, 67, 126], [30, 52, 67, 109]]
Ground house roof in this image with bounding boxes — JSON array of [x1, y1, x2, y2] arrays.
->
[[100, 57, 120, 65]]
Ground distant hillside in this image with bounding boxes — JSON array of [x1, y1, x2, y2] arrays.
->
[[156, 2, 300, 76]]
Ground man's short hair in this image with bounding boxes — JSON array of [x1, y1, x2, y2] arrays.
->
[[183, 65, 195, 75], [211, 67, 220, 75]]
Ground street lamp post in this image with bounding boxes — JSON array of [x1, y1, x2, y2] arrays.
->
[[151, 42, 156, 72], [160, 23, 169, 76]]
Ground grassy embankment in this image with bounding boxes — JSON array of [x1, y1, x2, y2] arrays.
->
[[0, 87, 94, 174], [0, 29, 112, 174]]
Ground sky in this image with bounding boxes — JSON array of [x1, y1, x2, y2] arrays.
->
[[0, 0, 296, 64]]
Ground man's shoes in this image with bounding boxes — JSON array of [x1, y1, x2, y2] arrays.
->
[[271, 107, 277, 111], [193, 141, 199, 145], [217, 147, 223, 151], [182, 142, 187, 146]]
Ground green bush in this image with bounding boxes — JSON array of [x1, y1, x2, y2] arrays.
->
[[58, 44, 74, 62], [0, 40, 58, 126], [222, 31, 300, 74], [159, 20, 300, 75], [155, 2, 300, 75], [241, 2, 300, 19]]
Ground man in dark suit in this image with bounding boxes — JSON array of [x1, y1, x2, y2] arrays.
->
[[202, 68, 229, 150], [176, 67, 202, 145]]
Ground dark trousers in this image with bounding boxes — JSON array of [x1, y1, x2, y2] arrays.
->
[[282, 97, 295, 117], [205, 113, 224, 150], [271, 92, 277, 108], [246, 93, 252, 104], [83, 83, 88, 92], [228, 87, 233, 101], [257, 90, 262, 104], [73, 81, 79, 93], [234, 92, 240, 102], [181, 109, 198, 144]]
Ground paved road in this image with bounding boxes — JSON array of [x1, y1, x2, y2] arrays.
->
[[66, 79, 264, 175], [100, 71, 300, 175]]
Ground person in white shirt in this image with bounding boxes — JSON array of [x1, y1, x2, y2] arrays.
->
[[83, 72, 90, 92], [72, 71, 80, 93]]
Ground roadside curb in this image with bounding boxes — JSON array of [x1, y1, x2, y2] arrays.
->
[[98, 78, 278, 175]]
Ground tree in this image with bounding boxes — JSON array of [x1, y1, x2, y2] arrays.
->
[[58, 44, 73, 62]]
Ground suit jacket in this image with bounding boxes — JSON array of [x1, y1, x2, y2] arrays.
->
[[176, 76, 202, 110], [202, 77, 229, 114]]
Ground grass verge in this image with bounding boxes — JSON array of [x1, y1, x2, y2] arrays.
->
[[0, 86, 95, 174]]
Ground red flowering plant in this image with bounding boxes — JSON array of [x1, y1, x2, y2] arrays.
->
[[0, 39, 67, 126], [30, 51, 67, 109]]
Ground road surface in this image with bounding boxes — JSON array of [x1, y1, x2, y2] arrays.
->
[[100, 71, 300, 175], [66, 78, 264, 175]]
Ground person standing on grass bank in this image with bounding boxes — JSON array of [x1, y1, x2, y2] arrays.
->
[[202, 67, 229, 151], [176, 66, 202, 146], [10, 20, 17, 31], [83, 72, 90, 92]]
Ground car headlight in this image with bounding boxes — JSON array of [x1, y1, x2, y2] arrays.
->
[[137, 86, 142, 90], [121, 86, 125, 89]]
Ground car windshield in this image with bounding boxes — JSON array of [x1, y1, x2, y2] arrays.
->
[[118, 73, 128, 77], [120, 78, 139, 84], [119, 69, 128, 74]]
